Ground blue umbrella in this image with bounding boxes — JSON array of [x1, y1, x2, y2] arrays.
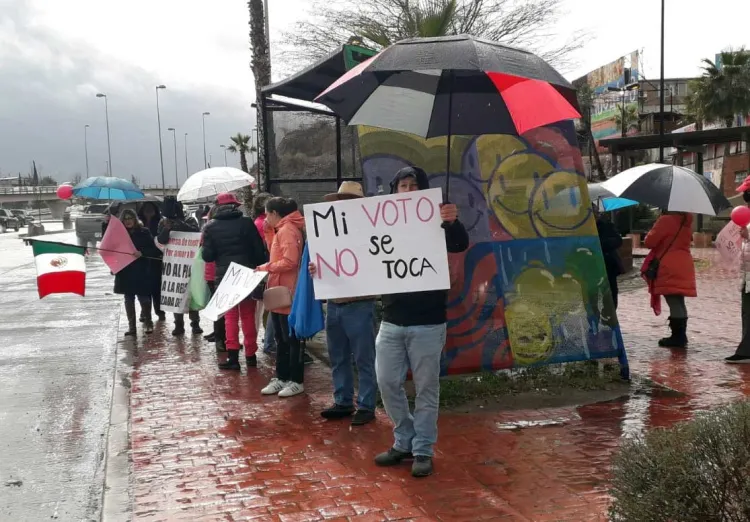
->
[[289, 243, 325, 340], [600, 197, 638, 212], [72, 176, 145, 200]]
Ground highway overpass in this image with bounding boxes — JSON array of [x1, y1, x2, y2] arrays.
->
[[0, 185, 181, 218]]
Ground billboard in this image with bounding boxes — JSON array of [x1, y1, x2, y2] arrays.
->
[[574, 51, 642, 145]]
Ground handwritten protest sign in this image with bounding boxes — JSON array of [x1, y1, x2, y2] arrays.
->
[[160, 232, 202, 313], [202, 262, 267, 322], [304, 187, 450, 300], [715, 221, 745, 268]]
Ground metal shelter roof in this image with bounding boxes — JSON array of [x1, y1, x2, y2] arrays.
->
[[600, 126, 750, 152]]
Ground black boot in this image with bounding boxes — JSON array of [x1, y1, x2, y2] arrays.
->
[[124, 300, 137, 337], [659, 317, 688, 348], [189, 311, 203, 334], [215, 339, 227, 353], [219, 350, 241, 370], [172, 315, 186, 337], [142, 299, 154, 334]]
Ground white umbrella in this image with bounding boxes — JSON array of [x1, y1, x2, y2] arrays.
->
[[601, 163, 731, 216], [177, 167, 255, 202]]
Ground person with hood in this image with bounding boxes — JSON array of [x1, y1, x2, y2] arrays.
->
[[257, 197, 306, 398], [202, 193, 268, 370], [726, 189, 750, 364], [594, 205, 623, 326], [156, 197, 203, 337], [115, 209, 162, 336], [202, 205, 226, 351], [373, 166, 469, 478], [643, 210, 696, 348], [308, 182, 378, 425], [138, 201, 166, 322]]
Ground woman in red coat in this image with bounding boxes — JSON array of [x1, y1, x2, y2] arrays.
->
[[644, 211, 697, 347]]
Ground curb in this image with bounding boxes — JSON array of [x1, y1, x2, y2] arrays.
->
[[101, 304, 133, 522]]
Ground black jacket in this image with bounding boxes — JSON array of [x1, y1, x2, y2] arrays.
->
[[597, 217, 624, 280], [201, 205, 268, 282], [381, 167, 470, 327], [156, 218, 199, 246], [114, 227, 162, 296]]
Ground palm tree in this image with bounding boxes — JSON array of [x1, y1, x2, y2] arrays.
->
[[249, 0, 273, 185], [361, 0, 458, 45], [577, 83, 605, 181], [614, 104, 639, 136], [687, 48, 750, 128], [227, 134, 252, 173]]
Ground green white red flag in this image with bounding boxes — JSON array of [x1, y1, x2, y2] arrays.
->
[[31, 240, 86, 298]]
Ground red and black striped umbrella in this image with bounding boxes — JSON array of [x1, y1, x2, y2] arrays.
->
[[315, 34, 581, 139]]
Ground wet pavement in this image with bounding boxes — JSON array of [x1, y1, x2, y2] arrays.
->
[[120, 247, 750, 521], [0, 225, 122, 521]]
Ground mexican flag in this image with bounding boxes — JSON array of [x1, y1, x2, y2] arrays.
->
[[31, 241, 86, 298]]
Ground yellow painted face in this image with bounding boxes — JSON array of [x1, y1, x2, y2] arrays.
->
[[504, 300, 555, 365], [530, 170, 596, 238]]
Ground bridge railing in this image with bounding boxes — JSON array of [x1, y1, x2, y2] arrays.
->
[[0, 186, 58, 195]]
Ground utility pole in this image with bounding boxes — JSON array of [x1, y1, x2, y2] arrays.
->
[[659, 0, 666, 164]]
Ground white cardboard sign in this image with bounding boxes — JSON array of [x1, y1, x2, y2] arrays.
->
[[304, 188, 450, 300], [160, 232, 202, 313], [202, 262, 267, 322]]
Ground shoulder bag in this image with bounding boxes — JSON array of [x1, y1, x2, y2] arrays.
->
[[644, 215, 686, 282]]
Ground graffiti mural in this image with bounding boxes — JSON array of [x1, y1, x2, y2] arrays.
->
[[358, 124, 628, 375]]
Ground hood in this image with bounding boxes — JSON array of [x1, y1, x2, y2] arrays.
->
[[389, 166, 430, 194], [276, 210, 305, 231], [214, 204, 243, 220], [137, 202, 162, 224]]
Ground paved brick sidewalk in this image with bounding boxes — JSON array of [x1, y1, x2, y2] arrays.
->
[[126, 249, 750, 521]]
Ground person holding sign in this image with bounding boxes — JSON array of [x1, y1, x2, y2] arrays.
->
[[202, 193, 268, 371], [309, 182, 378, 425], [257, 197, 307, 398], [373, 166, 468, 478], [157, 197, 203, 337]]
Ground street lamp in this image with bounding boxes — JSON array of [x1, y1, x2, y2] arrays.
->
[[168, 127, 179, 188], [155, 85, 167, 195], [607, 83, 639, 138], [184, 133, 189, 179], [95, 93, 112, 176], [84, 124, 90, 178], [220, 145, 228, 166], [202, 112, 210, 169]]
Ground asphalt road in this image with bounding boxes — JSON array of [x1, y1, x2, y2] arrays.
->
[[0, 226, 122, 521]]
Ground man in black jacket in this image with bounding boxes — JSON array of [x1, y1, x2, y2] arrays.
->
[[156, 197, 203, 336], [594, 205, 623, 327], [373, 166, 469, 478], [202, 193, 268, 370]]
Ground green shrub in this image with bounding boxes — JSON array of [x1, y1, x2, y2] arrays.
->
[[609, 401, 750, 522]]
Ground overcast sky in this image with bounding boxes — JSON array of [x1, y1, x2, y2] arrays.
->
[[1, 0, 748, 186]]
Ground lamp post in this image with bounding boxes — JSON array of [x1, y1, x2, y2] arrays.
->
[[84, 124, 90, 178], [607, 83, 639, 138], [168, 127, 179, 188], [220, 145, 228, 166], [184, 133, 189, 179], [202, 112, 210, 169], [155, 85, 167, 195], [659, 0, 666, 163], [95, 93, 112, 176]]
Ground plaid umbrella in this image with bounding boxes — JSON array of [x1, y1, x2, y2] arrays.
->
[[315, 34, 580, 196]]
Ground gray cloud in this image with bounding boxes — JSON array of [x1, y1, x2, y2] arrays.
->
[[0, 1, 256, 186]]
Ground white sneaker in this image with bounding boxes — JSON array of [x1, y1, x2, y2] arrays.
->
[[278, 382, 305, 398], [261, 378, 287, 395]]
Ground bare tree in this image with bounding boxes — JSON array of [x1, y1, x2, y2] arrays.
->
[[281, 0, 586, 73]]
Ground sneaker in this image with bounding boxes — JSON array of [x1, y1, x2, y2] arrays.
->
[[321, 404, 355, 419], [351, 409, 375, 426], [411, 456, 433, 478], [374, 447, 413, 467], [303, 352, 314, 365], [261, 378, 287, 395], [278, 382, 305, 398], [245, 355, 258, 367], [191, 324, 203, 335], [725, 354, 750, 364], [263, 346, 276, 355]]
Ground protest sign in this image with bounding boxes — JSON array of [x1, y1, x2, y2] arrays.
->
[[202, 262, 267, 322], [304, 187, 450, 300], [715, 221, 745, 268], [160, 232, 202, 313], [99, 216, 138, 274]]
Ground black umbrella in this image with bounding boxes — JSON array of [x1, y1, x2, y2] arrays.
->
[[601, 164, 731, 216], [315, 35, 580, 197]]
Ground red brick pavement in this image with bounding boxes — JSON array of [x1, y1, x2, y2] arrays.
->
[[127, 249, 750, 521]]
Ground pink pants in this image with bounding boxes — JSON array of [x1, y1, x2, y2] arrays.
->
[[224, 298, 258, 354]]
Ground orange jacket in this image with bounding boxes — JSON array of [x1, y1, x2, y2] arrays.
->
[[644, 213, 697, 297], [257, 211, 305, 315]]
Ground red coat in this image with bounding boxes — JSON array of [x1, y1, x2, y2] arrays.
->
[[644, 214, 697, 297]]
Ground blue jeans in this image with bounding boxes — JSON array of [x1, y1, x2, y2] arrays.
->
[[375, 321, 447, 457], [326, 300, 377, 410], [263, 314, 276, 353]]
